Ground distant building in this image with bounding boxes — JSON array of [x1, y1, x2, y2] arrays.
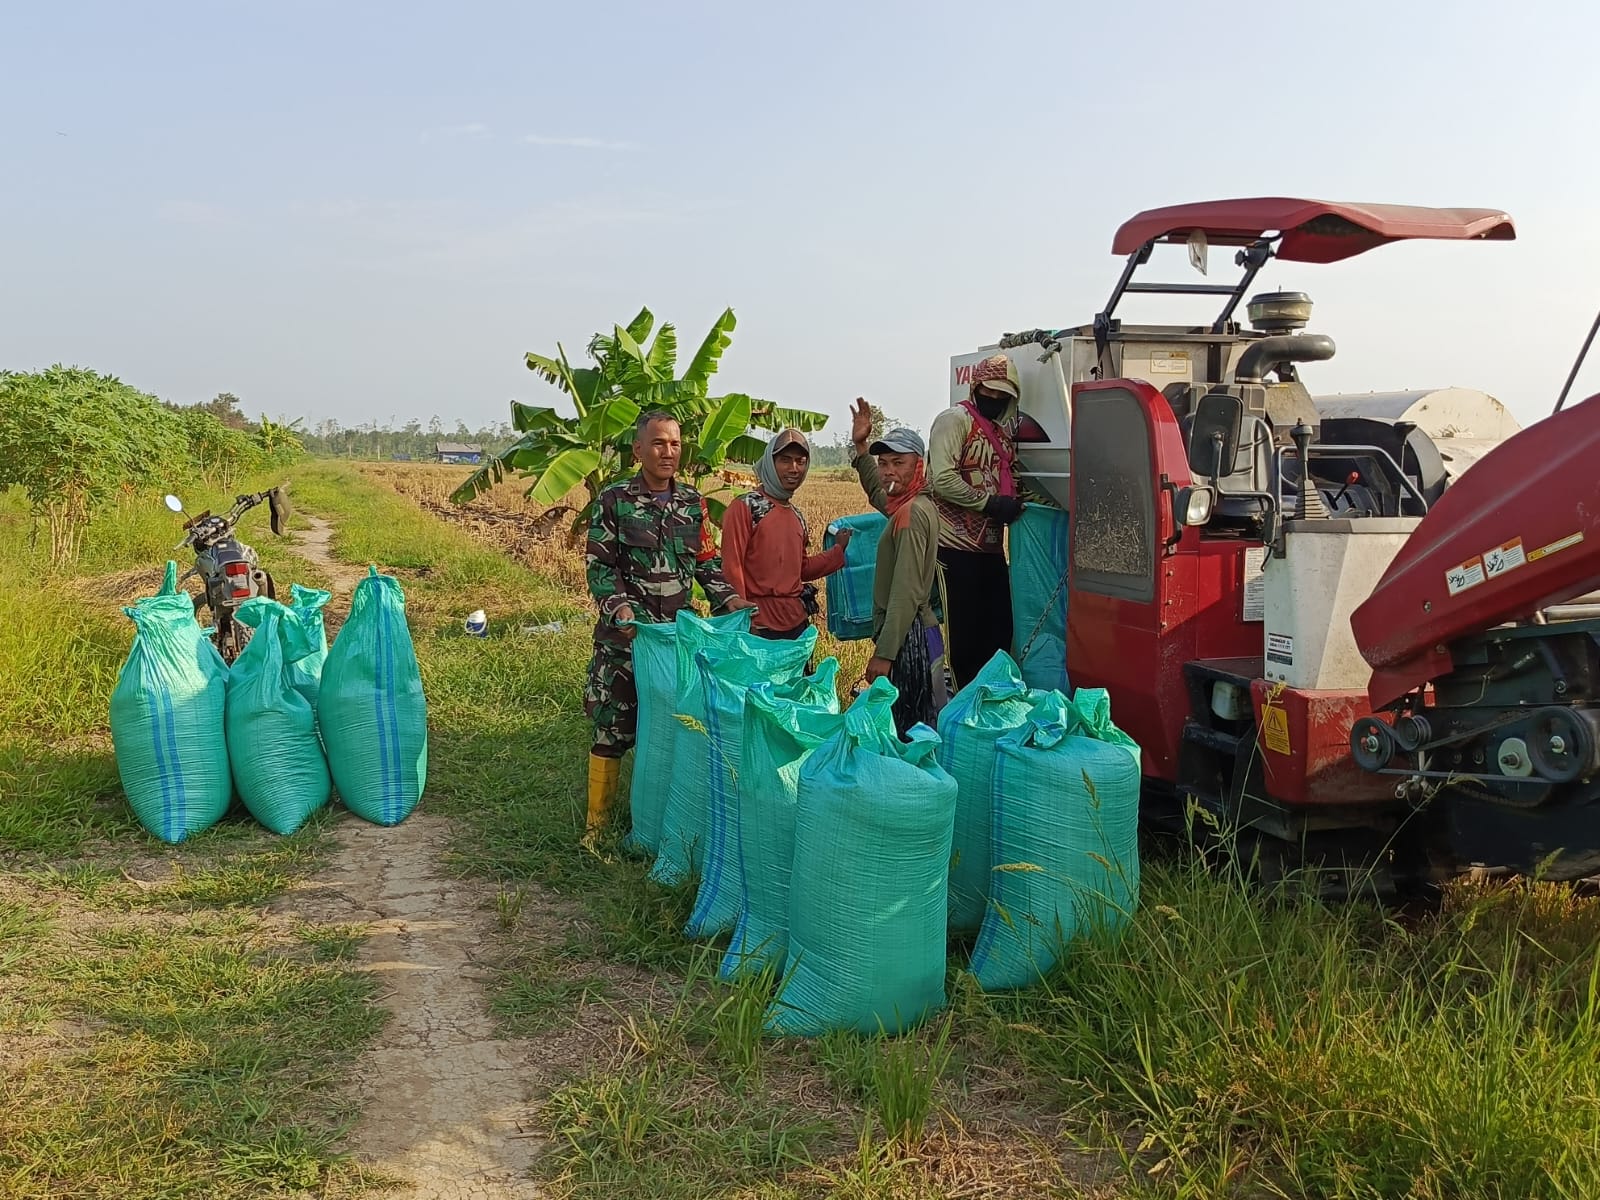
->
[[435, 441, 483, 465]]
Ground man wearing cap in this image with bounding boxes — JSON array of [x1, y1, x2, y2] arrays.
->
[[721, 428, 851, 640], [849, 399, 946, 737], [927, 353, 1026, 688]]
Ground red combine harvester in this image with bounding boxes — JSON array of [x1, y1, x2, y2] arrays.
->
[[952, 198, 1600, 891]]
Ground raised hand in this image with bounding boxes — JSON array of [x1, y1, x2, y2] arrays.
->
[[849, 397, 873, 453]]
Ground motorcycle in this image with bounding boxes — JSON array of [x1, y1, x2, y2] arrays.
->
[[165, 486, 293, 664]]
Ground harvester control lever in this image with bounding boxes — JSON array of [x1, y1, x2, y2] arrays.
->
[[1290, 423, 1327, 520], [1332, 471, 1361, 507]]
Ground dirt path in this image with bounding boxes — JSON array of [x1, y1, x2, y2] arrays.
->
[[279, 813, 547, 1198], [282, 505, 552, 1194], [288, 515, 369, 595]]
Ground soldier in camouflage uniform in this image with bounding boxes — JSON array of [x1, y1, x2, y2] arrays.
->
[[582, 411, 752, 850]]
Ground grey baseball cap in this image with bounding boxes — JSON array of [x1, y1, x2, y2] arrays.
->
[[868, 427, 925, 457]]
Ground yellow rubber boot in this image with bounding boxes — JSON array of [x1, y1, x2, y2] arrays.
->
[[581, 753, 622, 855]]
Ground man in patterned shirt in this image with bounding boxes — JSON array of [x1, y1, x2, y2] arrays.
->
[[582, 410, 753, 851], [927, 353, 1027, 688]]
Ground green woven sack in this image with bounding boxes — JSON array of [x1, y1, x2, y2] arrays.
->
[[225, 604, 331, 835], [720, 677, 895, 983], [317, 567, 427, 825], [650, 610, 811, 887], [936, 652, 1043, 935], [236, 583, 331, 711], [109, 562, 233, 843], [622, 609, 750, 856], [970, 689, 1141, 992], [688, 656, 839, 941], [767, 701, 958, 1037]]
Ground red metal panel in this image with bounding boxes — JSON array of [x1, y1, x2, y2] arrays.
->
[[1250, 681, 1394, 806], [1110, 198, 1515, 262], [1067, 380, 1263, 784], [1353, 392, 1600, 708]]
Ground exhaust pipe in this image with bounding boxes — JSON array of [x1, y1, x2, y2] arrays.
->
[[1234, 334, 1336, 384]]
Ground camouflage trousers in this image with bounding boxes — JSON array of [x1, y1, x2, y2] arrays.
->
[[584, 642, 638, 756]]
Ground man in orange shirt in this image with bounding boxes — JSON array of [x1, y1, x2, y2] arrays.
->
[[721, 429, 851, 640]]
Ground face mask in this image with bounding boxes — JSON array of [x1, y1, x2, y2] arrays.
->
[[974, 391, 1009, 420]]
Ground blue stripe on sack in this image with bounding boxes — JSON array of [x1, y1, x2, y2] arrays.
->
[[144, 652, 177, 841], [382, 588, 404, 821], [968, 748, 1007, 977], [689, 670, 730, 932], [373, 588, 397, 822], [157, 666, 189, 841]]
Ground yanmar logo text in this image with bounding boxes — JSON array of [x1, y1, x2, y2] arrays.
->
[[953, 364, 975, 385]]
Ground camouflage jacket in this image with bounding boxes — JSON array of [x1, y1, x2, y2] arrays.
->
[[585, 474, 738, 648]]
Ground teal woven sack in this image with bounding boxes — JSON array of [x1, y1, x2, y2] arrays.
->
[[721, 677, 895, 983], [970, 689, 1141, 992], [283, 584, 331, 708], [109, 562, 233, 844], [317, 567, 427, 826], [688, 655, 838, 940], [236, 583, 331, 711], [767, 705, 958, 1037], [651, 611, 810, 887], [936, 652, 1042, 935], [225, 604, 331, 835], [823, 512, 887, 641], [1008, 503, 1071, 693], [622, 609, 749, 856]]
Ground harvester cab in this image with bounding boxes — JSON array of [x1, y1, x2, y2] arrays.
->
[[950, 198, 1600, 890]]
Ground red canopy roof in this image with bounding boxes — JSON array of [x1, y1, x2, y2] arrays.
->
[[1111, 198, 1515, 264]]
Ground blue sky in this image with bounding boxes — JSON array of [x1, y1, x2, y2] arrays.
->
[[4, 0, 1596, 438]]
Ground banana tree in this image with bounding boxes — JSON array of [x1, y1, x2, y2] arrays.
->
[[451, 307, 827, 545]]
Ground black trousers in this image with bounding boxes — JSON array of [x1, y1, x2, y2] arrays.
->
[[937, 547, 1012, 691]]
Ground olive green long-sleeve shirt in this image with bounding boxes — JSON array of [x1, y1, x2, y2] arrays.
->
[[854, 452, 939, 660]]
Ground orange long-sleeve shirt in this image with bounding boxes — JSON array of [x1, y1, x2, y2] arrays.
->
[[721, 490, 846, 634]]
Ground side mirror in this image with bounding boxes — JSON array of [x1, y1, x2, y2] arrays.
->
[[1187, 391, 1244, 481], [163, 494, 184, 513], [268, 487, 292, 536], [1174, 484, 1215, 529]]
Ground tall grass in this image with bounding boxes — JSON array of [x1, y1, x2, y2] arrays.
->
[[983, 851, 1600, 1199]]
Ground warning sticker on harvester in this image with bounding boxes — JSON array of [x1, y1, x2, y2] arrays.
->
[[1149, 349, 1190, 374], [1266, 632, 1294, 666], [1529, 531, 1585, 563], [1242, 546, 1266, 622], [1261, 706, 1291, 755], [1445, 556, 1485, 596], [1484, 538, 1526, 578]]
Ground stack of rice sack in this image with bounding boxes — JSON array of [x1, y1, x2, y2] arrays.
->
[[110, 563, 427, 841], [621, 604, 1147, 1030]]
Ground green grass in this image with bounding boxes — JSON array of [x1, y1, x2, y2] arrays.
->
[[2, 922, 386, 1198], [0, 471, 388, 1200]]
